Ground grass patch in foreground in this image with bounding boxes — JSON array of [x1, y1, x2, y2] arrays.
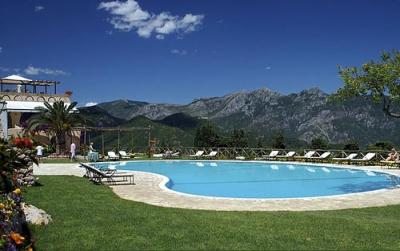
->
[[25, 176, 400, 250]]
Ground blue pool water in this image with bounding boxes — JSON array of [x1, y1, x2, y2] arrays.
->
[[92, 161, 400, 198]]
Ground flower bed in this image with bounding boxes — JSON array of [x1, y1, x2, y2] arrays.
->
[[0, 138, 37, 250]]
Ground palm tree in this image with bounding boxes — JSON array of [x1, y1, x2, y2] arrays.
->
[[28, 101, 81, 154]]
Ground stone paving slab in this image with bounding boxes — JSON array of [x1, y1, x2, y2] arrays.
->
[[33, 161, 400, 211]]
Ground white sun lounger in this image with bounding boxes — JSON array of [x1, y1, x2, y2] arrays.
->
[[263, 150, 279, 160], [107, 151, 119, 160], [351, 153, 376, 164], [308, 151, 331, 160], [119, 151, 130, 159], [332, 153, 358, 161], [204, 151, 218, 158], [190, 151, 204, 158], [295, 151, 316, 159], [276, 151, 296, 158]]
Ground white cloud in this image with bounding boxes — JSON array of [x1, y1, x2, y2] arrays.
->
[[85, 102, 98, 107], [170, 49, 187, 56], [24, 66, 68, 76], [265, 66, 272, 70], [0, 47, 2, 53], [0, 66, 20, 73], [34, 6, 45, 12], [98, 0, 204, 39]]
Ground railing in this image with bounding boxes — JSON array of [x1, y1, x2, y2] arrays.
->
[[0, 92, 71, 103], [115, 146, 391, 162]]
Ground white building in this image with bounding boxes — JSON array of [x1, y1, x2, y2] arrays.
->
[[0, 75, 80, 146]]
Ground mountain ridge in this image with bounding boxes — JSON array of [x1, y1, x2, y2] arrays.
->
[[79, 87, 400, 146]]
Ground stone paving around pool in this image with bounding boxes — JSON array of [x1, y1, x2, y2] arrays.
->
[[33, 162, 400, 211]]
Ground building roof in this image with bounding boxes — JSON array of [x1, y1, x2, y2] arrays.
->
[[2, 75, 32, 82], [5, 101, 73, 112], [0, 75, 60, 86]]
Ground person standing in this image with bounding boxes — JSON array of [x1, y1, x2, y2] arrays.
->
[[36, 145, 44, 162], [70, 142, 76, 161]]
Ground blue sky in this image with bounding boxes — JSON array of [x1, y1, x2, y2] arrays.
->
[[1, 0, 399, 106]]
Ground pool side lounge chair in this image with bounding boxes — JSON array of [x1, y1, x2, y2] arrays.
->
[[276, 151, 296, 159], [171, 151, 180, 158], [164, 151, 180, 158], [80, 163, 134, 185], [380, 160, 400, 169], [332, 153, 358, 163], [153, 153, 164, 158], [236, 156, 246, 160], [119, 151, 130, 159], [307, 151, 331, 162], [190, 151, 204, 158], [203, 151, 218, 158], [294, 151, 316, 160], [107, 151, 119, 160], [351, 153, 376, 165], [263, 150, 280, 160]]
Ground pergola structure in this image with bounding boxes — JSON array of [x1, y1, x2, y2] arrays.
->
[[0, 75, 60, 94], [74, 126, 152, 156]]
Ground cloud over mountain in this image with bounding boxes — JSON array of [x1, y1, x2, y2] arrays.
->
[[98, 0, 204, 39]]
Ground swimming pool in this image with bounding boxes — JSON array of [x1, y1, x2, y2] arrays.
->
[[92, 161, 400, 199]]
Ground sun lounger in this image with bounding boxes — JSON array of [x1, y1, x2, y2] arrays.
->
[[107, 151, 119, 160], [153, 153, 164, 158], [380, 160, 400, 169], [164, 151, 180, 158], [203, 151, 218, 158], [351, 153, 376, 165], [308, 152, 331, 161], [332, 153, 358, 161], [236, 156, 245, 160], [276, 151, 296, 159], [263, 150, 279, 160], [190, 150, 204, 158], [119, 151, 130, 159], [171, 152, 180, 158], [295, 151, 316, 160], [80, 163, 134, 185]]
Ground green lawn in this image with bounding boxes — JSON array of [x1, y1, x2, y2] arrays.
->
[[25, 176, 400, 250]]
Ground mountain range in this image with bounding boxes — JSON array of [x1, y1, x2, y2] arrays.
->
[[78, 87, 400, 149]]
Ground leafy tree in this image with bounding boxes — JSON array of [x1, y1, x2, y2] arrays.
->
[[272, 131, 285, 149], [256, 137, 264, 148], [367, 141, 394, 151], [333, 50, 400, 118], [28, 101, 81, 154], [310, 137, 329, 149], [343, 140, 360, 151], [227, 129, 248, 148], [193, 123, 221, 147]]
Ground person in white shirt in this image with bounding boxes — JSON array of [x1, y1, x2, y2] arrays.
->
[[70, 142, 76, 161], [36, 145, 44, 161]]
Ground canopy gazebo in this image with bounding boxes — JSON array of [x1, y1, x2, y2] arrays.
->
[[0, 74, 60, 94]]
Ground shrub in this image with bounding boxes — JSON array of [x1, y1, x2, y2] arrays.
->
[[310, 137, 329, 149]]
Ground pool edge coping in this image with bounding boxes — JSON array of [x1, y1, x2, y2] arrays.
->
[[91, 160, 400, 211]]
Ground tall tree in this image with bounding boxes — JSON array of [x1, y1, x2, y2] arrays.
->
[[28, 101, 81, 154], [333, 50, 400, 118], [228, 129, 248, 148], [310, 137, 329, 149], [272, 130, 285, 149], [193, 123, 220, 147]]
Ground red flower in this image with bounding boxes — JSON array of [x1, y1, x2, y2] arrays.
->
[[13, 137, 21, 146], [23, 137, 32, 148]]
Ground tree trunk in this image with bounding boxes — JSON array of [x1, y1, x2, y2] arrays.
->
[[55, 132, 66, 155]]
